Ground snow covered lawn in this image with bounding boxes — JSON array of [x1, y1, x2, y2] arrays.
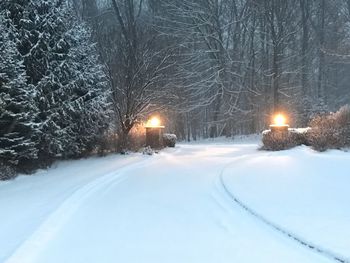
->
[[222, 145, 350, 262], [0, 138, 349, 263]]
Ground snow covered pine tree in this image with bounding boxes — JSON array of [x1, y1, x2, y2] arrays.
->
[[1, 0, 112, 165], [0, 14, 38, 177], [57, 20, 112, 157], [32, 0, 112, 159]]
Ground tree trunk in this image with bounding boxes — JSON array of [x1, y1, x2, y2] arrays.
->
[[272, 46, 280, 114], [317, 0, 326, 101], [300, 0, 309, 96]]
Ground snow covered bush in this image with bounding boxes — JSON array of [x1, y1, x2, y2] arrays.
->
[[308, 105, 350, 151], [0, 163, 16, 181], [262, 129, 309, 151], [289, 128, 311, 146], [142, 146, 154, 155], [262, 131, 295, 151], [163, 133, 177, 147]]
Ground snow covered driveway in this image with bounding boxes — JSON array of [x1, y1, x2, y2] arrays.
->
[[0, 141, 349, 263]]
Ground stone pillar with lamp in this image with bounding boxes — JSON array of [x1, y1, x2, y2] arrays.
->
[[262, 113, 292, 150], [263, 113, 311, 150], [145, 117, 164, 149]]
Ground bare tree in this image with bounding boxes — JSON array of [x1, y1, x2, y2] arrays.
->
[[109, 0, 173, 150], [79, 0, 350, 139]]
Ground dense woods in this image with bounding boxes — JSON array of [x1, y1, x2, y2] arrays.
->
[[1, 0, 350, 175], [80, 0, 350, 139]]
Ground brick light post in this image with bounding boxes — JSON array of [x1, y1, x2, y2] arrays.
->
[[145, 117, 164, 149]]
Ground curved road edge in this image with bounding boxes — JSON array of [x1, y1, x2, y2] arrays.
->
[[218, 162, 350, 263]]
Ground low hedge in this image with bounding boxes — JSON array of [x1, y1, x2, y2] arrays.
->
[[262, 128, 310, 151], [262, 105, 350, 152], [307, 105, 350, 151], [163, 133, 177, 147], [0, 163, 16, 181]]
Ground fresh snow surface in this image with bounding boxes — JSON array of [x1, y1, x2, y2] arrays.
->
[[0, 138, 349, 263], [222, 145, 350, 261]]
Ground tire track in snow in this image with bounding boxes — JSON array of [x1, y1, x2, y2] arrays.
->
[[3, 156, 156, 263], [217, 162, 350, 263]]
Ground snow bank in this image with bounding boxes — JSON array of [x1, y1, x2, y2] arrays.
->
[[0, 153, 146, 262], [222, 145, 350, 259]]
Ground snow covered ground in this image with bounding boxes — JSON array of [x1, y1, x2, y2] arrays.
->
[[0, 138, 349, 263], [222, 145, 350, 262]]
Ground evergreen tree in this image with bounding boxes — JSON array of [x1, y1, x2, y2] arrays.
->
[[33, 1, 111, 159], [37, 16, 112, 158], [1, 0, 112, 166], [63, 22, 111, 156], [0, 14, 38, 171]]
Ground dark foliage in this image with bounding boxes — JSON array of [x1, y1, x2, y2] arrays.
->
[[163, 133, 177, 147], [262, 129, 309, 151], [0, 0, 112, 178], [0, 162, 16, 181], [308, 105, 350, 151], [0, 13, 39, 171]]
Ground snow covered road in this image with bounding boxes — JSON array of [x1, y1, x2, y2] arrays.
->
[[1, 141, 348, 263]]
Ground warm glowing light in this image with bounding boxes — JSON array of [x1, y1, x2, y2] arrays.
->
[[146, 117, 161, 127], [273, 114, 287, 126]]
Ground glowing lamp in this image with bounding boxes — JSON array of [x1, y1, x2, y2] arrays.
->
[[269, 113, 289, 132], [274, 114, 286, 126], [146, 117, 162, 128]]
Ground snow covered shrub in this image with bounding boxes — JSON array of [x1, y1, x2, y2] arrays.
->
[[262, 129, 308, 151], [0, 163, 16, 181], [308, 115, 340, 151], [142, 146, 154, 155], [335, 105, 350, 146], [163, 133, 177, 147], [289, 128, 311, 146], [262, 130, 301, 151], [308, 105, 350, 151]]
